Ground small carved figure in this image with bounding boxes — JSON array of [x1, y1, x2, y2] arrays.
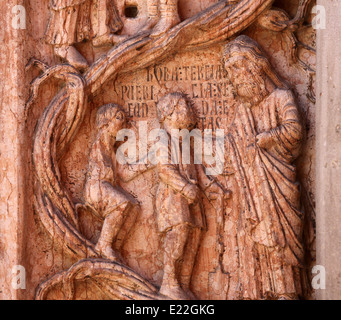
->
[[222, 35, 304, 300], [84, 104, 145, 262], [45, 0, 127, 70], [156, 92, 224, 300], [141, 0, 180, 37]]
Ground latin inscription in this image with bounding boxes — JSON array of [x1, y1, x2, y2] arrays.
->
[[116, 58, 234, 132]]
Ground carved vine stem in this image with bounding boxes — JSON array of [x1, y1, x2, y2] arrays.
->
[[35, 259, 160, 300]]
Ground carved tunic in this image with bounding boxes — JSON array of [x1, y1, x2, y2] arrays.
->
[[84, 139, 136, 220], [223, 88, 303, 299], [45, 0, 123, 45], [156, 139, 205, 233]]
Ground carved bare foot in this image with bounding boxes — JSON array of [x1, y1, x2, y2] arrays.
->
[[151, 16, 180, 37], [160, 284, 191, 300], [54, 46, 88, 71], [95, 243, 122, 263]]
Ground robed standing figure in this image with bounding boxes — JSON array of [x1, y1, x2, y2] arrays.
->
[[221, 35, 304, 300]]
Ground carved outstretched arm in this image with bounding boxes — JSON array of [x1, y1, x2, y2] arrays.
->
[[196, 164, 231, 201], [157, 162, 200, 203], [158, 163, 189, 194], [117, 162, 155, 183]]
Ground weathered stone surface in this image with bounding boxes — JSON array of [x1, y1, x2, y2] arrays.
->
[[316, 0, 341, 301], [0, 0, 317, 300]]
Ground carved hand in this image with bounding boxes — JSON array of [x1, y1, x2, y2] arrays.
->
[[205, 182, 225, 200], [256, 131, 273, 149], [224, 189, 233, 201], [183, 184, 200, 205]]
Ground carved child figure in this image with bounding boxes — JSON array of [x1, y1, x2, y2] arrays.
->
[[84, 104, 143, 261], [142, 0, 180, 37], [45, 0, 127, 70], [156, 92, 224, 300]]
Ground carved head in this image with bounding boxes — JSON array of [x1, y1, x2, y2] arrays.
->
[[223, 35, 287, 100], [96, 104, 126, 138], [157, 92, 197, 131]]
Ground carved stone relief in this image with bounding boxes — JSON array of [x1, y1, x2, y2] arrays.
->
[[23, 0, 316, 300]]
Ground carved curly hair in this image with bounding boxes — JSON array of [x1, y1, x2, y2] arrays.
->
[[156, 92, 194, 123], [96, 103, 126, 130], [223, 35, 288, 90]]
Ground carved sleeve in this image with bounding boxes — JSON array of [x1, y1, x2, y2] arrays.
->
[[158, 163, 190, 194], [154, 134, 190, 193], [269, 89, 303, 161], [117, 163, 149, 183]]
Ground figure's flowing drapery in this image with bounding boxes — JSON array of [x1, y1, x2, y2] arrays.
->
[[222, 88, 304, 299], [45, 0, 123, 45]]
